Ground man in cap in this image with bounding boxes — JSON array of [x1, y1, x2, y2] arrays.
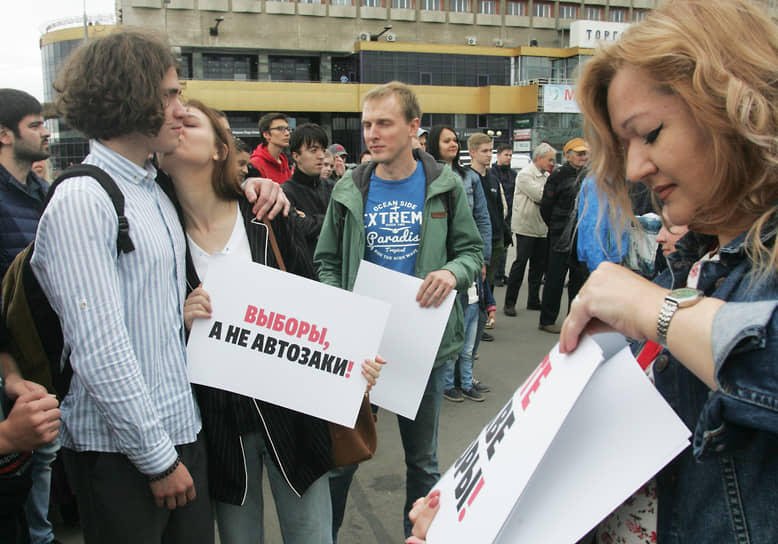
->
[[416, 128, 428, 152], [538, 137, 589, 333], [327, 143, 348, 183]]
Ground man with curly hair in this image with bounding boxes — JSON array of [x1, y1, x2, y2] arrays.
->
[[29, 29, 215, 543]]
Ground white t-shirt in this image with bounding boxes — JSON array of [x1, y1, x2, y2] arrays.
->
[[187, 207, 252, 280]]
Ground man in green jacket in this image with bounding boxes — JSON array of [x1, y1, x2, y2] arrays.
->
[[314, 81, 483, 539]]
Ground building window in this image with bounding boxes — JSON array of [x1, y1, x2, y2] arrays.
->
[[478, 0, 496, 14], [331, 0, 350, 5], [420, 72, 432, 85], [633, 8, 648, 22], [450, 0, 469, 12], [203, 54, 258, 81], [269, 56, 320, 82], [392, 0, 412, 7], [362, 0, 382, 6], [558, 3, 577, 19], [299, 0, 320, 3], [533, 1, 552, 18], [505, 0, 526, 16], [477, 74, 489, 86], [609, 7, 626, 22], [422, 0, 440, 9], [583, 5, 602, 20]]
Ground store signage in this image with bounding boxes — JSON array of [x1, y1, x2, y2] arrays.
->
[[543, 84, 580, 113], [513, 129, 532, 141], [570, 20, 631, 48]]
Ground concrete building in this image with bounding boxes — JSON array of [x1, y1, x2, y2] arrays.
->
[[40, 0, 778, 170]]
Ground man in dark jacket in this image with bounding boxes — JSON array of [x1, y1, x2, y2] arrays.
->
[[538, 138, 590, 333], [0, 88, 61, 544], [0, 89, 50, 281], [282, 123, 333, 261], [491, 144, 516, 286]]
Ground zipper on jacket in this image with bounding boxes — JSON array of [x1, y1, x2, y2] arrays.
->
[[252, 399, 303, 498], [238, 434, 249, 506]]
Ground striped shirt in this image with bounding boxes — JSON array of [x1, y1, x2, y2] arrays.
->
[[31, 141, 200, 475]]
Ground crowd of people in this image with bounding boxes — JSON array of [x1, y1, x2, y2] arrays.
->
[[3, 0, 778, 542]]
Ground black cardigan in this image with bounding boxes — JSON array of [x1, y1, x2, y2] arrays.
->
[[186, 197, 333, 504]]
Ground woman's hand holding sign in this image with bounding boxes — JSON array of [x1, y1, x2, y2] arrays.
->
[[362, 354, 386, 392], [184, 284, 212, 331]]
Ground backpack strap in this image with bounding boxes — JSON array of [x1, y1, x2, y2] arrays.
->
[[46, 164, 135, 255]]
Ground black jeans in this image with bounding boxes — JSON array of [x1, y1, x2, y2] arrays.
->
[[62, 434, 213, 544], [540, 249, 587, 326], [505, 234, 547, 308]]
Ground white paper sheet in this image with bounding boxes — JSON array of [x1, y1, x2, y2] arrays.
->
[[352, 260, 456, 419], [498, 346, 690, 543], [187, 258, 390, 427], [427, 334, 690, 544]]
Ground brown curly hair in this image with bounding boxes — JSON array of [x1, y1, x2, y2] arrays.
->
[[53, 28, 178, 140]]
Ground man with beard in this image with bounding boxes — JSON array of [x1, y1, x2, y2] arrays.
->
[[0, 90, 50, 280], [0, 88, 61, 544]]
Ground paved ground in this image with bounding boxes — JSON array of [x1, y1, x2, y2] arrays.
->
[[56, 264, 564, 543]]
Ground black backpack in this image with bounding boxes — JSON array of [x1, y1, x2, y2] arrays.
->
[[1, 164, 135, 399]]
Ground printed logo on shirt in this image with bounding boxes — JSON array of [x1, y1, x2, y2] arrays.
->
[[364, 199, 422, 263]]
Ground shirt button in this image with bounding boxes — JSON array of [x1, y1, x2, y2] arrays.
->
[[654, 354, 670, 373]]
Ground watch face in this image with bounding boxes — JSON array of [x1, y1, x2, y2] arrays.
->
[[668, 287, 703, 307]]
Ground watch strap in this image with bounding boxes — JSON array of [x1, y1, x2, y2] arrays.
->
[[656, 298, 679, 347]]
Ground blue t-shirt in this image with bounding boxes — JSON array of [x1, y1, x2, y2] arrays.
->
[[363, 161, 426, 276]]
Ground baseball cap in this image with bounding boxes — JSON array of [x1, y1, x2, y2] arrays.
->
[[417, 128, 429, 138], [563, 138, 589, 154], [329, 144, 348, 157]]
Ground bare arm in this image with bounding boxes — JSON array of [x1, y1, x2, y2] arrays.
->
[[559, 262, 723, 389]]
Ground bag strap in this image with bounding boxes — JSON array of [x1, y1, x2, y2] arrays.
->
[[264, 218, 286, 272], [47, 164, 135, 255]]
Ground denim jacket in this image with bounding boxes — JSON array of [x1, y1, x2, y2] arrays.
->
[[460, 168, 492, 263], [653, 230, 778, 544]]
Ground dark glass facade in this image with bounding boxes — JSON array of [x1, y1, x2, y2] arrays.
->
[[41, 38, 84, 103], [360, 51, 510, 87], [269, 56, 320, 82], [203, 54, 258, 81]]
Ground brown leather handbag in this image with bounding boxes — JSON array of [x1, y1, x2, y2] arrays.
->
[[263, 218, 378, 468]]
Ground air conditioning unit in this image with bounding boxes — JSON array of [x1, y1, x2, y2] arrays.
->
[[358, 31, 371, 41], [385, 32, 397, 42], [493, 38, 504, 47], [465, 36, 478, 46]]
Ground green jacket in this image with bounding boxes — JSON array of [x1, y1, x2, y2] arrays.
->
[[314, 149, 484, 367]]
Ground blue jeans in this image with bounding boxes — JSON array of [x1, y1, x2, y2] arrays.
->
[[26, 437, 60, 544], [328, 365, 446, 539], [444, 295, 479, 392], [215, 431, 332, 544]]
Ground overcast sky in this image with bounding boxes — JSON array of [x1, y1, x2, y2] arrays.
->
[[0, 0, 115, 102]]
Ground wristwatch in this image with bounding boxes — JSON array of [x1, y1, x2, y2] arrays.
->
[[657, 287, 704, 346]]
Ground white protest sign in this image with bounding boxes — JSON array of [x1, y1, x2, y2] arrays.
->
[[427, 334, 690, 544], [352, 260, 456, 420], [187, 259, 391, 427], [498, 346, 690, 543]]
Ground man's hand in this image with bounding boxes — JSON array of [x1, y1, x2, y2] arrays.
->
[[416, 270, 457, 308], [243, 177, 290, 220], [0, 389, 60, 454], [149, 462, 196, 510], [3, 374, 47, 401]]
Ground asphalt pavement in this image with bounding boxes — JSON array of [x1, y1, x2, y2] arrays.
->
[[56, 262, 564, 544]]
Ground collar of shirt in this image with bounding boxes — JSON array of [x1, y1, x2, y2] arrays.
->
[[87, 140, 158, 188]]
